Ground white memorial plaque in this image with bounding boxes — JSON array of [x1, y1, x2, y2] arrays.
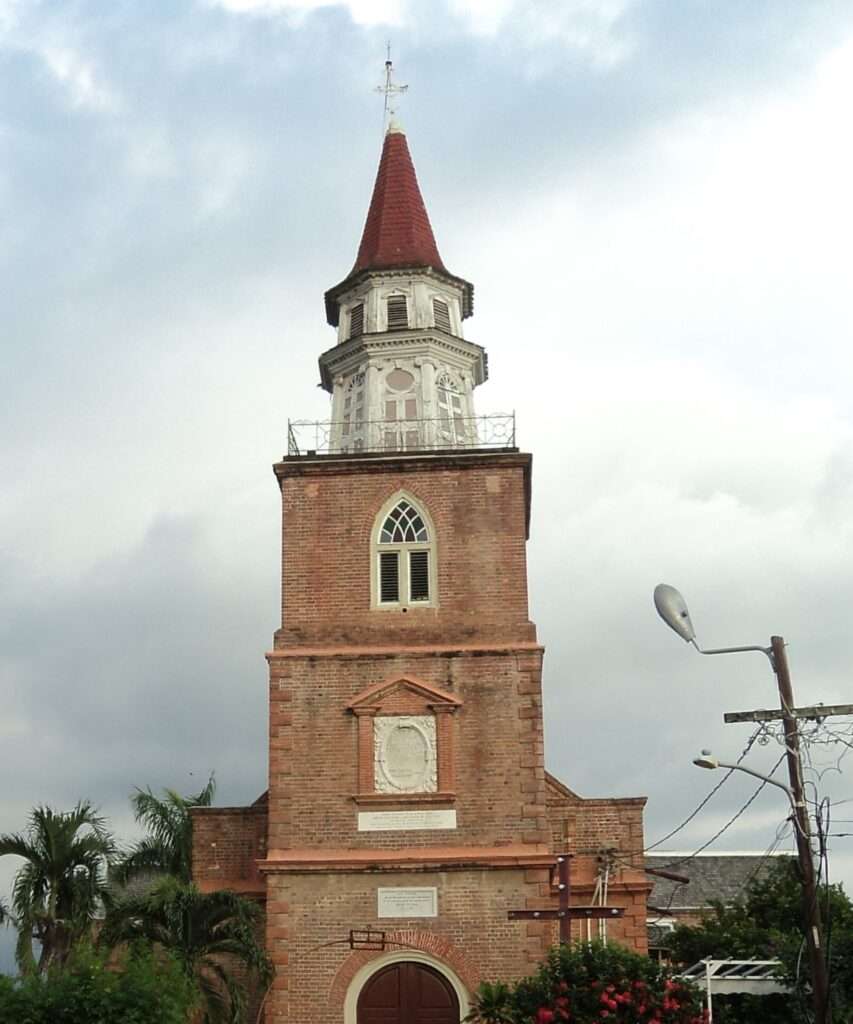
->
[[357, 809, 457, 832], [374, 716, 437, 794], [378, 887, 438, 918]]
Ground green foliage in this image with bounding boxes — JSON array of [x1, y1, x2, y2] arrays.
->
[[115, 774, 216, 885], [0, 942, 196, 1023], [0, 803, 116, 974], [470, 941, 707, 1024], [100, 876, 273, 1024], [668, 859, 853, 1024]]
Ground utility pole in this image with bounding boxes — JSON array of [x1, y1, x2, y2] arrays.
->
[[652, 586, 853, 1024], [720, 636, 846, 1024]]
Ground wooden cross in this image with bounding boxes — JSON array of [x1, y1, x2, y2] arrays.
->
[[508, 854, 624, 944]]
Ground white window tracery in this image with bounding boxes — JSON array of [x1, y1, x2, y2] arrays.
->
[[373, 495, 436, 608]]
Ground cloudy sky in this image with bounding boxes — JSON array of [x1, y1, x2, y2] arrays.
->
[[3, 0, 853, 973]]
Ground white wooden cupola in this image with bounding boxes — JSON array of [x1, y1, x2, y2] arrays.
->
[[318, 124, 487, 454]]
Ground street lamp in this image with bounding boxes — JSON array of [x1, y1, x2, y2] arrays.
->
[[692, 750, 799, 805], [653, 584, 830, 1024]]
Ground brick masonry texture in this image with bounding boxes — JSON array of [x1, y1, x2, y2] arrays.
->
[[191, 449, 649, 1022], [266, 648, 548, 851], [273, 451, 536, 647]]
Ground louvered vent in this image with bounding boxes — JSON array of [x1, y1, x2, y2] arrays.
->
[[386, 296, 409, 330], [379, 552, 400, 603], [433, 298, 451, 332], [349, 303, 364, 339], [409, 551, 429, 602]]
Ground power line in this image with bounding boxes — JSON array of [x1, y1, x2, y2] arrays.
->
[[644, 727, 762, 852], [736, 818, 793, 897], [652, 752, 787, 871]]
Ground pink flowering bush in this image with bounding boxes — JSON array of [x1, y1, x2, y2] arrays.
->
[[471, 941, 707, 1024]]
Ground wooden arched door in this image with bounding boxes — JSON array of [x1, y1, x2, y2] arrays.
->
[[357, 961, 460, 1024]]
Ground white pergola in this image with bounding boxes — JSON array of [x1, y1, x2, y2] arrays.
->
[[677, 959, 788, 1023]]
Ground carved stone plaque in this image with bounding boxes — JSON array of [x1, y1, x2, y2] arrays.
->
[[357, 809, 457, 832], [377, 887, 438, 918], [374, 715, 437, 793]]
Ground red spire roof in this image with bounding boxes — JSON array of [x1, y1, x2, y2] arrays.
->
[[351, 127, 447, 275], [324, 125, 473, 327]]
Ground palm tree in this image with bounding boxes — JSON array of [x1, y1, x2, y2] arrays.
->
[[101, 876, 273, 1024], [0, 802, 116, 974], [116, 774, 215, 884]]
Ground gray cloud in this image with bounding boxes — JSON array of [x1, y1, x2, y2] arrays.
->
[[3, 0, 853, 974]]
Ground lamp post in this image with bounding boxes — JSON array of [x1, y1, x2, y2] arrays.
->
[[653, 585, 830, 1024], [692, 751, 797, 802]]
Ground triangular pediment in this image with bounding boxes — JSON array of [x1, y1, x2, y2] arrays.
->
[[346, 674, 462, 714]]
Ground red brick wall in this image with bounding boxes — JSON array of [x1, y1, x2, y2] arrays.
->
[[273, 451, 535, 647], [189, 445, 650, 1023], [260, 449, 559, 1022], [266, 648, 547, 852], [190, 804, 269, 1021], [191, 804, 267, 893], [264, 866, 553, 1024], [546, 777, 650, 952]]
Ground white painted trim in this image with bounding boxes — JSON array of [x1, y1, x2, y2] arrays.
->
[[343, 949, 469, 1024], [370, 491, 438, 610]]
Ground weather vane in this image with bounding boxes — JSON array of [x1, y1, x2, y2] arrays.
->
[[374, 43, 408, 131]]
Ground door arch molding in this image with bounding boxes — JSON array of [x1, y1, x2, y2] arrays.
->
[[343, 950, 469, 1024]]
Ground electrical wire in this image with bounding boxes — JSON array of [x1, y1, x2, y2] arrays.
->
[[644, 727, 762, 852], [735, 818, 793, 897], [651, 751, 787, 871]]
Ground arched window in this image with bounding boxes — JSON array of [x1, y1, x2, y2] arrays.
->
[[340, 372, 366, 452], [436, 372, 467, 447], [383, 367, 420, 451], [373, 496, 436, 608]]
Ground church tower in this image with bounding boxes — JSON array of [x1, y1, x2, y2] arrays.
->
[[266, 118, 552, 1022], [191, 97, 650, 1024]]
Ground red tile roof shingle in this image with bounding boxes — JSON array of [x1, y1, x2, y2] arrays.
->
[[351, 127, 446, 275]]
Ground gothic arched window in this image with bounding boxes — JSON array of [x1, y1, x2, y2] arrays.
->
[[372, 495, 436, 608]]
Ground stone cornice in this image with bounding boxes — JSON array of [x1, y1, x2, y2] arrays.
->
[[267, 640, 544, 661], [259, 843, 553, 874], [274, 447, 529, 478], [324, 265, 474, 326], [273, 448, 533, 537], [317, 328, 487, 392]]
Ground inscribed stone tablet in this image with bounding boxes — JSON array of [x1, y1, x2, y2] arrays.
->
[[377, 887, 438, 918], [357, 809, 457, 832]]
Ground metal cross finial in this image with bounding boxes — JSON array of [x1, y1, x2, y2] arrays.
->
[[374, 43, 408, 131]]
